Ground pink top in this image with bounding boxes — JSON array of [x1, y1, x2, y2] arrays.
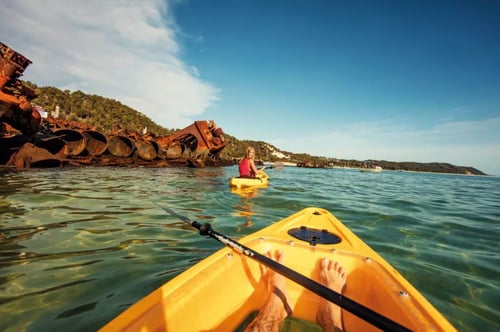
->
[[238, 158, 255, 177]]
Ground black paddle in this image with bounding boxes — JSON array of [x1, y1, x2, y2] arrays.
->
[[157, 204, 412, 332]]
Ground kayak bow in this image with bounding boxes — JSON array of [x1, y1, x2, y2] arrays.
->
[[100, 207, 457, 332]]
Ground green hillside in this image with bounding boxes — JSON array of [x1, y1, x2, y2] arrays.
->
[[29, 84, 173, 135]]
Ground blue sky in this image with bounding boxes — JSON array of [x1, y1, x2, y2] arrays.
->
[[1, 0, 499, 174]]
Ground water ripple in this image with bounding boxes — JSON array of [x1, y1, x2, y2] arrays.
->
[[0, 166, 498, 331]]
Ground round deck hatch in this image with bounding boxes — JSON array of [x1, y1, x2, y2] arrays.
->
[[288, 226, 341, 246]]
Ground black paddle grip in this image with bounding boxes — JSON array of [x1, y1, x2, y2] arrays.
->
[[198, 222, 212, 236]]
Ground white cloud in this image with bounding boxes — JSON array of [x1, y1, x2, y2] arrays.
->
[[271, 117, 500, 175], [0, 0, 219, 129]]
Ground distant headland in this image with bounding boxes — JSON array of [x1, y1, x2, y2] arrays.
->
[[222, 140, 487, 176]]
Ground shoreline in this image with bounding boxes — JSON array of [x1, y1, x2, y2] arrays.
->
[[265, 162, 495, 177]]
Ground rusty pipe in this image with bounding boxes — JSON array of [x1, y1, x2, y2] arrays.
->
[[136, 139, 158, 161], [107, 135, 135, 157], [82, 130, 108, 155], [53, 129, 87, 156]]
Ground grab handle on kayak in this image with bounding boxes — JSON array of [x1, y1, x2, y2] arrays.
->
[[158, 204, 412, 332]]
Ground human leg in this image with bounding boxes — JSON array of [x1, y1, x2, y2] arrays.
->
[[316, 259, 347, 332], [244, 251, 292, 332]]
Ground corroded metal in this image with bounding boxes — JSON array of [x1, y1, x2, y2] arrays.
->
[[107, 135, 135, 157], [6, 137, 66, 169], [0, 135, 29, 164], [2, 117, 229, 169], [135, 139, 158, 161], [82, 130, 108, 155], [155, 120, 226, 159], [54, 129, 87, 156], [0, 42, 40, 135]]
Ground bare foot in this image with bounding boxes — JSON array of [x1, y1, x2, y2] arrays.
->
[[316, 258, 347, 332], [244, 251, 292, 332]]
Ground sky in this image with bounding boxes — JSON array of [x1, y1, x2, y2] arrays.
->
[[1, 0, 499, 175]]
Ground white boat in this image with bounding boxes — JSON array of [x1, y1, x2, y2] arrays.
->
[[360, 166, 382, 173]]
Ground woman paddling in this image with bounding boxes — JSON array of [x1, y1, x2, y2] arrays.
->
[[239, 146, 266, 177]]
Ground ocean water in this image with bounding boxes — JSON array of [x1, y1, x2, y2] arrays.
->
[[0, 166, 498, 331]]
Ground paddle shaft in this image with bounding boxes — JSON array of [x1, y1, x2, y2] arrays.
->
[[160, 206, 411, 332]]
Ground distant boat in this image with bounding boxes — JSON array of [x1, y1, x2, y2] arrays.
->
[[360, 166, 382, 173]]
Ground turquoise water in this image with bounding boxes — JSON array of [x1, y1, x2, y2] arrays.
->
[[0, 166, 498, 331]]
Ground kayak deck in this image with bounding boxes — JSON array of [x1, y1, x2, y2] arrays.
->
[[100, 207, 456, 332], [229, 171, 269, 188]]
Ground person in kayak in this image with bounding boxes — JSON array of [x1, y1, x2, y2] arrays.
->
[[239, 146, 265, 177], [244, 251, 346, 332]]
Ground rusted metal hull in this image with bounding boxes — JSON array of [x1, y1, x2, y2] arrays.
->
[[155, 120, 226, 158], [1, 117, 230, 170]]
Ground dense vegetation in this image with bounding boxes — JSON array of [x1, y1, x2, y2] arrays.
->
[[30, 84, 486, 175], [29, 84, 173, 135]]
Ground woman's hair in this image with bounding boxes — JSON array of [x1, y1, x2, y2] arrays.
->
[[245, 146, 255, 158]]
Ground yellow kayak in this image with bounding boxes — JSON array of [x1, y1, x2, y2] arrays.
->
[[229, 171, 269, 188], [100, 207, 456, 332]]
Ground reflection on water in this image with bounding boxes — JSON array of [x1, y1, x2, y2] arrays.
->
[[0, 166, 499, 331], [230, 187, 267, 227]]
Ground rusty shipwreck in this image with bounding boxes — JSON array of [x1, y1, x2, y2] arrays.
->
[[0, 42, 228, 170]]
